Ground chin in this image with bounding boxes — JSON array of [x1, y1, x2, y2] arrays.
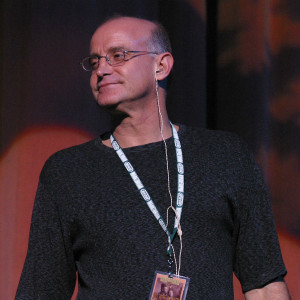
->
[[95, 95, 123, 110]]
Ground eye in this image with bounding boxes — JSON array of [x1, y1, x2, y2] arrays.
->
[[109, 51, 124, 63], [89, 56, 99, 69]]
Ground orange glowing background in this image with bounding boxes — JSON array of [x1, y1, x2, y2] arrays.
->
[[0, 127, 92, 299]]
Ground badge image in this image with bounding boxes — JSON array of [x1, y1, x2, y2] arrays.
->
[[149, 271, 190, 300]]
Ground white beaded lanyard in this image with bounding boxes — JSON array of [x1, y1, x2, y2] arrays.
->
[[110, 122, 184, 276]]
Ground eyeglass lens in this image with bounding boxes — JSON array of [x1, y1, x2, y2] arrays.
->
[[82, 50, 125, 70]]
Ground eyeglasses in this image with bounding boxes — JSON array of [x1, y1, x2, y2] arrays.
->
[[81, 49, 157, 71]]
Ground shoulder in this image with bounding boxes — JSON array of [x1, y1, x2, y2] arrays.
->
[[46, 138, 97, 162], [178, 124, 261, 181], [178, 124, 250, 155], [40, 138, 103, 180]]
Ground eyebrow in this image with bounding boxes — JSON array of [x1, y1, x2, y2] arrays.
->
[[90, 46, 127, 56], [108, 46, 126, 52]]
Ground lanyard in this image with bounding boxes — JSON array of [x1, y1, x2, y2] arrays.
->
[[110, 123, 184, 247]]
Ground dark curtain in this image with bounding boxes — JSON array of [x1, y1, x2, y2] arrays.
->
[[0, 0, 299, 299]]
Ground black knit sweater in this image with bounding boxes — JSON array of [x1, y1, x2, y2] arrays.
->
[[16, 125, 286, 299]]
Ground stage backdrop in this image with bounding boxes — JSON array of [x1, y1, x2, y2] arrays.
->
[[0, 0, 299, 299]]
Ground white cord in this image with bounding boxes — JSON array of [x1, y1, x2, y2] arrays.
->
[[155, 72, 183, 276], [155, 72, 173, 208]]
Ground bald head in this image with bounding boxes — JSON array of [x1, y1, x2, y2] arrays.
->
[[94, 16, 172, 54], [88, 15, 174, 108]]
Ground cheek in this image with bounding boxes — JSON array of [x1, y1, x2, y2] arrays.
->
[[124, 61, 154, 82], [128, 69, 154, 88], [90, 73, 97, 90]]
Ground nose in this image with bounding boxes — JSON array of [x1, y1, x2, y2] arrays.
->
[[96, 56, 112, 77]]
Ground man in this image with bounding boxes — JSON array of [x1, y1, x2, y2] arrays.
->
[[16, 16, 290, 299]]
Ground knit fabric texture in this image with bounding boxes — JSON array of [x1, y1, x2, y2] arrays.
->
[[16, 125, 286, 299]]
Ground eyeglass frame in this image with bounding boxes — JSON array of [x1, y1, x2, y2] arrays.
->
[[80, 49, 158, 71]]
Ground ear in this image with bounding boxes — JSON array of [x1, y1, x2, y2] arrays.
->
[[154, 52, 174, 81]]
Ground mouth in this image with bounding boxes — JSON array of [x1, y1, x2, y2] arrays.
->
[[97, 82, 117, 91]]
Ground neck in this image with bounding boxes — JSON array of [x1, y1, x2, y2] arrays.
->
[[113, 110, 172, 148], [103, 107, 176, 148], [102, 88, 179, 148]]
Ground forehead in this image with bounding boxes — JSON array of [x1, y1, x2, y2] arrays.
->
[[90, 17, 155, 52]]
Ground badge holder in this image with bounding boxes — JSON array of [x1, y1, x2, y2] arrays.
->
[[149, 271, 190, 300]]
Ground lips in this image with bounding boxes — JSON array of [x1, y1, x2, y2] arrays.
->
[[97, 82, 117, 90]]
